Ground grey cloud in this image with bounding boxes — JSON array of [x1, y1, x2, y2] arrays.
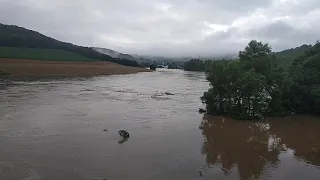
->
[[0, 0, 319, 57], [247, 20, 320, 51]]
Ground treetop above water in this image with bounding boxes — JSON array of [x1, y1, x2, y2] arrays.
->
[[200, 40, 320, 120]]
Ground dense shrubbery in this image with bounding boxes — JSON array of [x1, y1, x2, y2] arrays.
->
[[0, 24, 140, 67], [287, 42, 320, 114], [201, 40, 320, 120]]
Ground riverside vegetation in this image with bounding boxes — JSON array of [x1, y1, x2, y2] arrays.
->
[[190, 40, 320, 120]]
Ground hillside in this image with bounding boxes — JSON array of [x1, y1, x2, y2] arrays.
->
[[93, 47, 136, 61], [0, 46, 97, 61], [134, 55, 190, 63], [274, 44, 312, 64], [93, 47, 153, 66], [0, 23, 140, 67]]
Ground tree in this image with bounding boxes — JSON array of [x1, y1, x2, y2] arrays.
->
[[202, 40, 291, 119], [168, 62, 178, 69], [288, 42, 320, 114], [184, 59, 205, 71], [239, 40, 272, 76]]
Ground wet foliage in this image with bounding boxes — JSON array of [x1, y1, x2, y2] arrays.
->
[[201, 40, 320, 119]]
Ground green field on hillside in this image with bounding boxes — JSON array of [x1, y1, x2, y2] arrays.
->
[[274, 44, 311, 64], [0, 46, 98, 61]]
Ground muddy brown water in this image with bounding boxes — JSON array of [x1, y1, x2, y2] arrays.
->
[[0, 69, 319, 180]]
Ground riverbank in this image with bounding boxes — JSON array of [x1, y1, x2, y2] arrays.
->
[[0, 58, 152, 77]]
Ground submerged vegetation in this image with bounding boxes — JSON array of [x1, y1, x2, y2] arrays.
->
[[200, 40, 320, 120]]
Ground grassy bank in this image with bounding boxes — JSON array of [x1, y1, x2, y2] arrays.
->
[[0, 58, 151, 77], [0, 46, 97, 61]]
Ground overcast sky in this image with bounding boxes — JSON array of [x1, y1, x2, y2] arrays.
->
[[0, 0, 319, 57]]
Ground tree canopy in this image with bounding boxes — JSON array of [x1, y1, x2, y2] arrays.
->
[[287, 42, 320, 114], [201, 40, 320, 120], [184, 59, 232, 72]]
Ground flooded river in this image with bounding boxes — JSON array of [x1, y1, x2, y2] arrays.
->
[[0, 69, 319, 180]]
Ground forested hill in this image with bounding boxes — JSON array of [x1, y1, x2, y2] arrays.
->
[[274, 44, 312, 64], [0, 23, 140, 67], [184, 43, 315, 72]]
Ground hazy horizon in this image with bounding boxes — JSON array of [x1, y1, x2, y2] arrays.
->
[[0, 0, 319, 57]]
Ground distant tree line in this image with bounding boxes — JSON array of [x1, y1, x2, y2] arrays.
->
[[184, 59, 232, 72], [201, 40, 320, 120], [0, 24, 140, 67], [167, 61, 181, 69], [140, 60, 183, 69], [184, 59, 207, 71]]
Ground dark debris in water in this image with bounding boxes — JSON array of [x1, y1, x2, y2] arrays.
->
[[81, 89, 94, 92], [118, 130, 130, 138], [151, 92, 173, 100], [118, 130, 130, 144], [118, 138, 129, 144], [199, 170, 203, 176]]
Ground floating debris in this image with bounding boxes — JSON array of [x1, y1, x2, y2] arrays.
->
[[81, 89, 94, 92], [118, 138, 129, 144], [219, 166, 230, 173], [118, 130, 130, 138], [151, 93, 171, 100], [199, 170, 203, 176]]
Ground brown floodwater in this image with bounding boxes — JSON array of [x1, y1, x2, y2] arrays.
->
[[0, 69, 319, 180]]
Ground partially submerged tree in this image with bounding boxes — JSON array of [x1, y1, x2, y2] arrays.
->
[[287, 42, 320, 114], [202, 40, 291, 120]]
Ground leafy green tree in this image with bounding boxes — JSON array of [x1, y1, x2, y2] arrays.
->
[[239, 40, 272, 76], [202, 40, 292, 119], [288, 42, 320, 114], [237, 69, 267, 119], [184, 59, 204, 71], [184, 59, 232, 72], [202, 60, 232, 115]]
